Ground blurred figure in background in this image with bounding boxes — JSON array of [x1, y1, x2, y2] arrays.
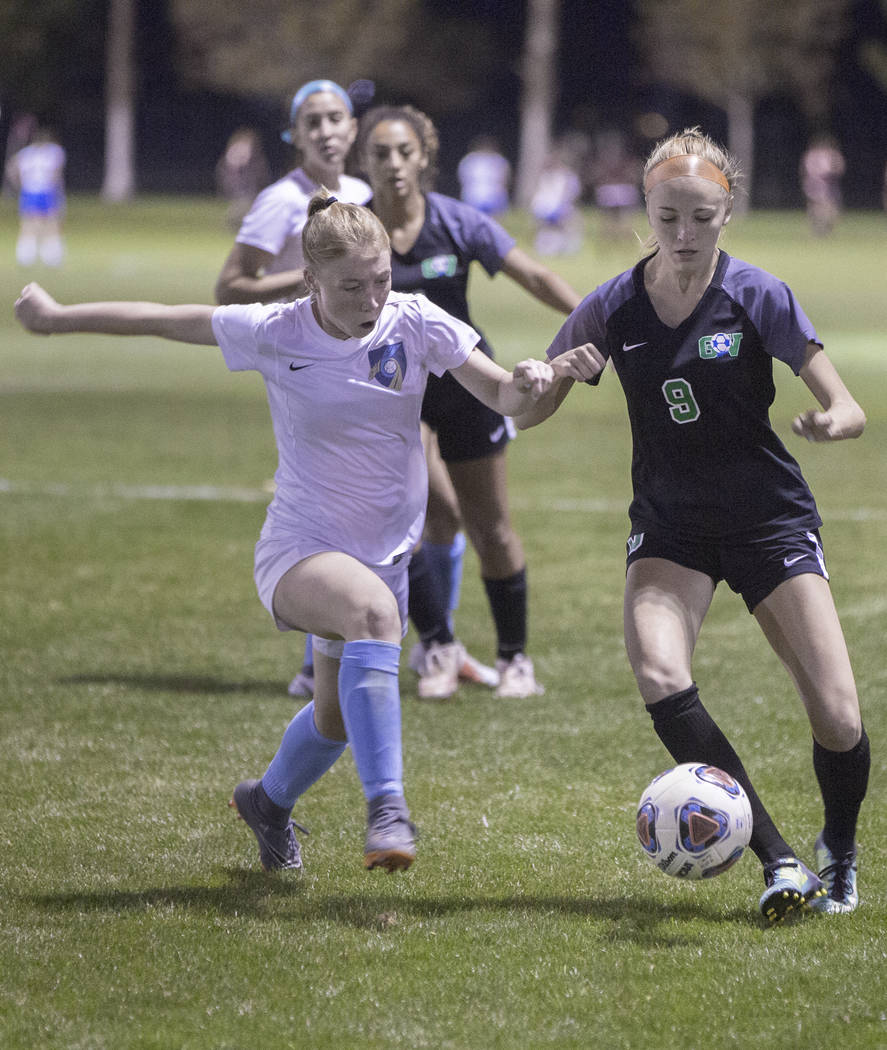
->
[[5, 125, 66, 267], [589, 129, 642, 240], [457, 135, 511, 216], [530, 141, 583, 256], [2, 112, 38, 197], [215, 127, 270, 230], [800, 135, 845, 236]]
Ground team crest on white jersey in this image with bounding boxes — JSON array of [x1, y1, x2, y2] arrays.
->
[[368, 342, 407, 391], [698, 332, 743, 359], [421, 254, 458, 279]]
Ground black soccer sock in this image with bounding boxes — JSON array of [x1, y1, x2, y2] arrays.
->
[[483, 567, 527, 661], [648, 684, 793, 866], [408, 546, 454, 647], [813, 727, 870, 856]]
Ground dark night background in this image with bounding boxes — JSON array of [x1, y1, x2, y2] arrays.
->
[[7, 0, 887, 207]]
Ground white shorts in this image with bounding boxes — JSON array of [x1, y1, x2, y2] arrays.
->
[[254, 530, 410, 637]]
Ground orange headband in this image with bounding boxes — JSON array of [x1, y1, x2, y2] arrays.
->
[[644, 154, 731, 194]]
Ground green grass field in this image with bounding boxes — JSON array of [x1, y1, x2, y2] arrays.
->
[[1, 197, 886, 1049]]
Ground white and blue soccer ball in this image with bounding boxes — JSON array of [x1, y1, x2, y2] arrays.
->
[[636, 763, 753, 879], [710, 332, 733, 356]]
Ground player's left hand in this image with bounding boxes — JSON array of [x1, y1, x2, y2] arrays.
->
[[792, 403, 865, 442], [513, 358, 554, 400]]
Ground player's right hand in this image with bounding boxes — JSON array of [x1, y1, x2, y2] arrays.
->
[[14, 282, 59, 335], [551, 342, 605, 383]]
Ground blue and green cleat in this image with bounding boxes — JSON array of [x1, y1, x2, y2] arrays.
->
[[759, 856, 825, 924]]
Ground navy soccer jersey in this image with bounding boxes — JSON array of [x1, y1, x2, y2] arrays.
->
[[547, 251, 823, 541], [379, 191, 515, 358], [373, 191, 517, 460]]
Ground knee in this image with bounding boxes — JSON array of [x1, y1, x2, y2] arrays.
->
[[811, 701, 862, 752], [630, 659, 691, 707], [345, 591, 401, 643]]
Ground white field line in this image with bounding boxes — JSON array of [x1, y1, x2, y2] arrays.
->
[[0, 478, 271, 504], [2, 477, 887, 523]]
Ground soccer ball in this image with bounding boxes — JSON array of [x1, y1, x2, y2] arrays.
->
[[636, 763, 753, 879]]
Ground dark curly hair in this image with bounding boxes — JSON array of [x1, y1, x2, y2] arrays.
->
[[357, 105, 440, 191]]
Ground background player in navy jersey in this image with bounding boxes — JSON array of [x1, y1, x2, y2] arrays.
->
[[515, 128, 869, 923], [214, 78, 372, 702], [15, 191, 555, 876], [357, 104, 583, 700]]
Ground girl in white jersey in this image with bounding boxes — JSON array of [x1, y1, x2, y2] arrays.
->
[[215, 79, 373, 699], [15, 191, 555, 875], [215, 79, 371, 306]]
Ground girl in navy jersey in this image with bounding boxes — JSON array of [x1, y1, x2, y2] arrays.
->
[[516, 128, 869, 923], [358, 104, 583, 700], [15, 191, 555, 876]]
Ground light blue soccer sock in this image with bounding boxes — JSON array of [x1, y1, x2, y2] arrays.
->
[[338, 639, 403, 800], [424, 532, 466, 632], [261, 700, 347, 810]]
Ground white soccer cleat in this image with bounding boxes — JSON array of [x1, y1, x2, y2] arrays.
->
[[410, 640, 499, 689], [494, 653, 545, 698], [417, 641, 464, 700]]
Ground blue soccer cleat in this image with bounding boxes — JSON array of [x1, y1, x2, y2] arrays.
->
[[809, 832, 859, 914], [230, 779, 307, 872], [759, 856, 825, 924], [364, 794, 416, 873]]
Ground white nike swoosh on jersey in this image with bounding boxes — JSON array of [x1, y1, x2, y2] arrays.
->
[[622, 341, 647, 351], [783, 554, 807, 566], [489, 424, 506, 443]]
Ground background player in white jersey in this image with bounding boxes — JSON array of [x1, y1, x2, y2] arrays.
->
[[358, 105, 582, 700], [515, 128, 869, 923], [5, 126, 66, 267], [216, 79, 371, 305], [15, 191, 555, 876], [215, 78, 372, 700], [457, 135, 511, 216]]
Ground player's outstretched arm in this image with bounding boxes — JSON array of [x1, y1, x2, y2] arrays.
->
[[15, 283, 217, 345], [499, 246, 582, 314], [793, 342, 866, 442], [449, 347, 554, 417], [512, 343, 605, 430]]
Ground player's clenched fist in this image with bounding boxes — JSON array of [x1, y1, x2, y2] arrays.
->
[[513, 358, 555, 400], [551, 342, 606, 383], [15, 282, 60, 334]]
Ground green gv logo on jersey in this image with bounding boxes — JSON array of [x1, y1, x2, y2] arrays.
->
[[698, 332, 743, 359]]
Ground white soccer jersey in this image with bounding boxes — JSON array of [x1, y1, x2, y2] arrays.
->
[[14, 142, 66, 193], [212, 291, 479, 567], [235, 168, 371, 274]]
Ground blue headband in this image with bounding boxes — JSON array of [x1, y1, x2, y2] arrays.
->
[[281, 80, 352, 143]]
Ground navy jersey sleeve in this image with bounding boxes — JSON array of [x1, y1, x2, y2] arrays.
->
[[545, 269, 636, 370], [720, 258, 821, 375], [428, 192, 515, 276]]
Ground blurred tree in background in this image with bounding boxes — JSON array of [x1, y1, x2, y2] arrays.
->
[[634, 0, 855, 207], [1, 0, 885, 204], [168, 0, 503, 111]]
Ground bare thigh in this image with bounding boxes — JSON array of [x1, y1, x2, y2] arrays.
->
[[446, 451, 524, 578], [272, 551, 402, 644], [623, 558, 715, 704], [753, 573, 861, 750]]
